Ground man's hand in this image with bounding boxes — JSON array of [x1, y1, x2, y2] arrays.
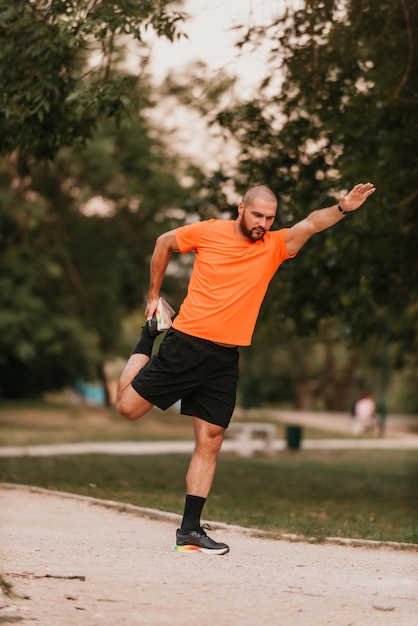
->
[[340, 182, 376, 213], [285, 181, 376, 255], [145, 298, 159, 321]]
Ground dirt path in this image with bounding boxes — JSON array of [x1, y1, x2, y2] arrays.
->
[[1, 484, 417, 626]]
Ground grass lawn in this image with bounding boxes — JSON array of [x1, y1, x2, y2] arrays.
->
[[0, 403, 195, 445], [0, 402, 357, 446], [1, 403, 417, 544], [1, 450, 417, 544]]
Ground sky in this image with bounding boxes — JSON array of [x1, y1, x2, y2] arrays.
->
[[149, 0, 282, 95], [142, 0, 284, 172]]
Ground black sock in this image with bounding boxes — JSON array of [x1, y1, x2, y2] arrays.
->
[[131, 324, 155, 358], [180, 495, 206, 532]]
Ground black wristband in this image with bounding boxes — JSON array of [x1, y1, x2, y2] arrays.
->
[[338, 203, 352, 216]]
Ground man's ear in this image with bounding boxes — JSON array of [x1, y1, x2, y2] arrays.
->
[[237, 201, 245, 216]]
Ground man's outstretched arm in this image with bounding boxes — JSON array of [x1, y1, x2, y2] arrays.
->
[[285, 183, 376, 256], [145, 229, 180, 319]]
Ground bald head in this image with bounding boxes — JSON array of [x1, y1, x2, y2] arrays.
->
[[242, 185, 277, 209], [235, 184, 277, 242]]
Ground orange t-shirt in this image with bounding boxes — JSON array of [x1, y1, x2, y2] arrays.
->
[[172, 219, 295, 345]]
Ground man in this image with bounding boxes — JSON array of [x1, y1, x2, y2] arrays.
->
[[352, 392, 377, 434], [116, 182, 376, 555]]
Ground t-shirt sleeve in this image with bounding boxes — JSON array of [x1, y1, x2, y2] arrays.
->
[[175, 220, 208, 253], [274, 228, 298, 262]]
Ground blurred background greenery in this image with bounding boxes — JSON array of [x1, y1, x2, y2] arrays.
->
[[0, 0, 417, 416]]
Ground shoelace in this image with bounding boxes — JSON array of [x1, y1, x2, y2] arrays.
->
[[198, 523, 211, 536]]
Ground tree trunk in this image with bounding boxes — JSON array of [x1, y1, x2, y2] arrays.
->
[[321, 319, 359, 411]]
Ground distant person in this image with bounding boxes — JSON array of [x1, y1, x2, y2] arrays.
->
[[351, 393, 377, 434], [116, 182, 376, 554]]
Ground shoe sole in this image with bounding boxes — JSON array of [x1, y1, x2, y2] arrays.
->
[[173, 544, 229, 555]]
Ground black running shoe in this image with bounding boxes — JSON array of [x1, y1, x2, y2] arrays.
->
[[146, 313, 162, 339], [174, 524, 229, 555]]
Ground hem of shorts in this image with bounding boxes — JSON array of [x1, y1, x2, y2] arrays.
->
[[130, 382, 172, 412], [130, 384, 232, 426], [180, 408, 229, 429]]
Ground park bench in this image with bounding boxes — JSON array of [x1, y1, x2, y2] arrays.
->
[[226, 422, 276, 457]]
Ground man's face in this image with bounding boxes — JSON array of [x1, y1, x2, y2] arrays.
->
[[238, 200, 277, 241]]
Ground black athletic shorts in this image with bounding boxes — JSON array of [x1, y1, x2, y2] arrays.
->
[[131, 328, 239, 429]]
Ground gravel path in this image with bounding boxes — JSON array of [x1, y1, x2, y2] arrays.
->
[[1, 484, 417, 626]]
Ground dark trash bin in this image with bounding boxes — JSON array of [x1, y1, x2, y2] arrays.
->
[[286, 425, 302, 450]]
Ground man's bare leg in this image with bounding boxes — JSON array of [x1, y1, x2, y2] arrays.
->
[[115, 318, 163, 420], [178, 419, 225, 530], [115, 353, 154, 420], [117, 353, 149, 399], [186, 417, 225, 497]]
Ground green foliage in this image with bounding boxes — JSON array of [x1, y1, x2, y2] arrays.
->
[[0, 181, 98, 395], [0, 0, 186, 158], [0, 115, 190, 398], [0, 0, 196, 399]]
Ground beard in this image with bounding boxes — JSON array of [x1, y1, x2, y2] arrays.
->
[[239, 212, 266, 241]]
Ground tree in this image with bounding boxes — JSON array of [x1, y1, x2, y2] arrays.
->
[[212, 0, 417, 356], [0, 113, 191, 399], [0, 0, 193, 399], [0, 0, 186, 159]]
